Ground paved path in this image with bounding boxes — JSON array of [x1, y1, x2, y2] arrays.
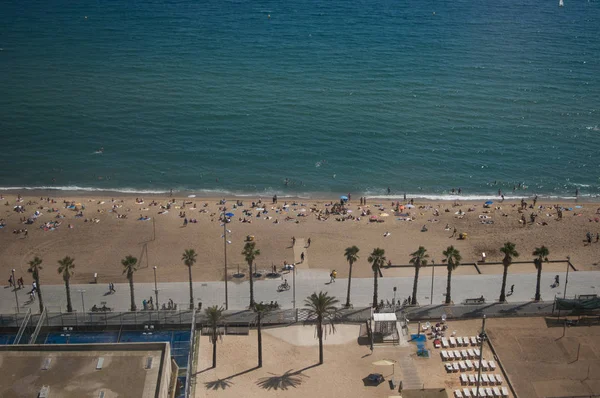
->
[[0, 268, 598, 314]]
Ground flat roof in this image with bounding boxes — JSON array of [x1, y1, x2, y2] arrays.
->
[[373, 313, 397, 322], [0, 343, 169, 398]]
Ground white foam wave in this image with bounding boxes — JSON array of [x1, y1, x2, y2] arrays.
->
[[0, 186, 169, 194]]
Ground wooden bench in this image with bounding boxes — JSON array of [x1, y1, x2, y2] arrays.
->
[[464, 298, 485, 305]]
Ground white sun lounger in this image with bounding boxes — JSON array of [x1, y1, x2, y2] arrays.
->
[[463, 387, 472, 397], [450, 337, 457, 347], [470, 336, 478, 346], [485, 388, 494, 397], [495, 374, 503, 385], [482, 373, 489, 385], [467, 349, 475, 358], [454, 350, 462, 359], [443, 338, 450, 348], [441, 350, 449, 361], [455, 390, 463, 398], [461, 374, 469, 385], [457, 337, 464, 346], [465, 359, 474, 370], [489, 360, 497, 371], [488, 374, 496, 384], [459, 361, 467, 372], [472, 387, 486, 397], [474, 348, 481, 357], [463, 337, 470, 346], [448, 350, 455, 360], [469, 374, 476, 385], [461, 349, 469, 359], [481, 360, 489, 371], [473, 360, 480, 370], [453, 363, 460, 372], [501, 386, 509, 397], [492, 387, 501, 397]]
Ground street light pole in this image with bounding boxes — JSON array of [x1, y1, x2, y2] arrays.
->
[[12, 268, 19, 313], [475, 315, 487, 397], [223, 219, 229, 310], [564, 256, 570, 299], [79, 290, 86, 314], [153, 266, 159, 311], [430, 259, 435, 305], [293, 264, 296, 310]]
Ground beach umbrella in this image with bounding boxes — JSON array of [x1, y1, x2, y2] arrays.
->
[[372, 359, 397, 375], [340, 195, 349, 201], [485, 201, 493, 205], [225, 212, 234, 217], [405, 204, 415, 209]]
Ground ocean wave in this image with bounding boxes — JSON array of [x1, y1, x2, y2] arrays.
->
[[0, 186, 170, 195]]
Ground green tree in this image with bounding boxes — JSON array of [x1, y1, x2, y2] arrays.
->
[[367, 248, 386, 308], [409, 246, 429, 305], [442, 246, 462, 305], [27, 256, 44, 313], [57, 256, 75, 313], [254, 302, 271, 368], [121, 255, 138, 311], [242, 242, 260, 309], [182, 249, 198, 310], [304, 291, 339, 364], [344, 246, 360, 308], [533, 246, 549, 301], [205, 305, 224, 368], [499, 242, 519, 302]]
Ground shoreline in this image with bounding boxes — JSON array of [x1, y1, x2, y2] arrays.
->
[[1, 186, 597, 203]]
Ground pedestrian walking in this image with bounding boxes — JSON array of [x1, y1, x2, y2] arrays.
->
[[510, 284, 514, 295], [30, 291, 35, 301], [555, 275, 560, 287], [300, 252, 305, 262], [8, 274, 14, 287], [307, 238, 311, 247], [18, 277, 24, 289], [329, 272, 335, 283], [292, 236, 296, 246], [452, 227, 457, 237]]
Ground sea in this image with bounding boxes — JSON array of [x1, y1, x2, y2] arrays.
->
[[1, 0, 599, 200]]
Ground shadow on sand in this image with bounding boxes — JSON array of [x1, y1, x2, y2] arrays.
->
[[256, 363, 320, 390], [202, 366, 260, 390]]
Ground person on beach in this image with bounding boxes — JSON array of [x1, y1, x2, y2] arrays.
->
[[596, 233, 599, 243], [307, 237, 311, 247], [555, 275, 560, 287], [8, 274, 14, 288], [18, 277, 24, 289], [292, 236, 296, 246], [510, 285, 514, 295], [329, 271, 335, 283], [452, 227, 457, 237], [300, 252, 305, 262]]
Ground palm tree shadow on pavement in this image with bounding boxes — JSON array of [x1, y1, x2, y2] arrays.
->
[[204, 378, 233, 390], [256, 364, 319, 390]]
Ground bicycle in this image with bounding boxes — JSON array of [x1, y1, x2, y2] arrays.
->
[[277, 282, 290, 292]]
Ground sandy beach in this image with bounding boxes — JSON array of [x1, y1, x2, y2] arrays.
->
[[0, 191, 599, 286]]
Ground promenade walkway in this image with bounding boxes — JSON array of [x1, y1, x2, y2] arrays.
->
[[0, 268, 597, 315]]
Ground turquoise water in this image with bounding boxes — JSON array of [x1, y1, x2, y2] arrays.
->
[[1, 0, 599, 199]]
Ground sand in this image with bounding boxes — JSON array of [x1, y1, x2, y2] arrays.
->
[[1, 191, 599, 285]]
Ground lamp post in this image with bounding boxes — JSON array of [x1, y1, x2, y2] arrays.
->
[[292, 263, 296, 310], [475, 315, 487, 397], [564, 256, 570, 299], [12, 268, 19, 313], [222, 217, 232, 310], [153, 266, 159, 311], [430, 259, 435, 305], [78, 290, 86, 314]]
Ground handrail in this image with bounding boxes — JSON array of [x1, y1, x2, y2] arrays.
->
[[29, 306, 47, 344], [184, 308, 196, 398], [13, 308, 32, 344]]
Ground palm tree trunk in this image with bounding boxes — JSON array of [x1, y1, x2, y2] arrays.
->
[[65, 278, 73, 313], [534, 263, 542, 301], [188, 265, 194, 310], [257, 312, 263, 367], [129, 276, 137, 311], [372, 269, 378, 308], [212, 332, 217, 368], [499, 265, 508, 302], [345, 261, 353, 307], [411, 265, 420, 305], [318, 316, 323, 364], [445, 268, 452, 305], [249, 261, 254, 308], [35, 274, 44, 314]]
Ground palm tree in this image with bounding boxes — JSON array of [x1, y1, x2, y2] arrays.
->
[[409, 246, 429, 305], [205, 305, 224, 368], [27, 256, 44, 313], [242, 242, 260, 309], [367, 248, 386, 308], [121, 255, 138, 311], [57, 256, 75, 313], [254, 302, 271, 368], [499, 242, 519, 302], [533, 246, 549, 301], [344, 246, 360, 308], [304, 291, 339, 364], [442, 246, 462, 305], [182, 249, 197, 310]]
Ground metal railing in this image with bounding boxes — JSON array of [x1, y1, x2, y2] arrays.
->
[[184, 309, 196, 398], [13, 308, 32, 344], [29, 307, 47, 344]]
